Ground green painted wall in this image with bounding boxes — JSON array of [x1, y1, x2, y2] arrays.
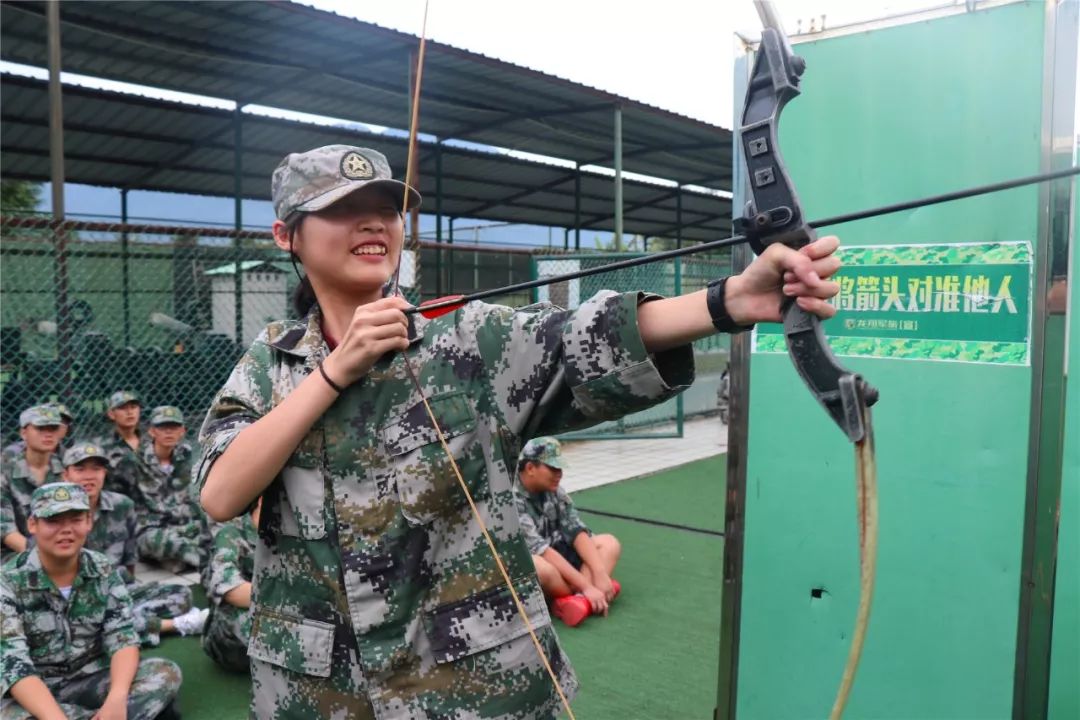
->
[[1048, 147, 1079, 720], [736, 3, 1047, 717]]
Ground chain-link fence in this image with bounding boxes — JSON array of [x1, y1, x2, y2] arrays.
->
[[0, 216, 290, 442], [532, 251, 732, 439], [0, 215, 561, 443], [1, 215, 727, 445]]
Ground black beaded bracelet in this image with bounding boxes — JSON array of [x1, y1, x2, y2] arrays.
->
[[706, 276, 754, 334], [317, 360, 344, 394]]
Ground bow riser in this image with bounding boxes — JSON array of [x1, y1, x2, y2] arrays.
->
[[738, 27, 879, 442]]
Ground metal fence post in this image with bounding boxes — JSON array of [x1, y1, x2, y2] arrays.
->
[[233, 107, 243, 345], [120, 189, 131, 348]]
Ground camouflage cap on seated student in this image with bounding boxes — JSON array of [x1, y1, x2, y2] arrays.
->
[[63, 441, 109, 467], [19, 404, 63, 428], [519, 437, 568, 470], [272, 144, 422, 221], [108, 390, 140, 410], [44, 402, 74, 423], [31, 482, 91, 518], [149, 405, 185, 426]]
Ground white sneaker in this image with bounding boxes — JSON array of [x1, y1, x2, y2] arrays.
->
[[173, 606, 209, 636]]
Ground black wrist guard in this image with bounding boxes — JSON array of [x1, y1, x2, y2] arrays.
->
[[706, 277, 754, 334]]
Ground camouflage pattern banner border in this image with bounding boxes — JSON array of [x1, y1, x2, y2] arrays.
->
[[753, 241, 1033, 366]]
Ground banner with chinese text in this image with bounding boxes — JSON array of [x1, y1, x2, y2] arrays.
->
[[752, 241, 1032, 365]]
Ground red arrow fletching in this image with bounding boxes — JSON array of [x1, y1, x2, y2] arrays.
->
[[417, 295, 466, 319]]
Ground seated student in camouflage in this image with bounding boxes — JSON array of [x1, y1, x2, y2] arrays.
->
[[98, 390, 146, 499], [196, 144, 843, 719], [1, 402, 74, 463], [0, 405, 65, 557], [131, 406, 205, 570], [63, 441, 208, 646], [202, 498, 259, 672], [514, 437, 622, 628], [0, 482, 182, 720]]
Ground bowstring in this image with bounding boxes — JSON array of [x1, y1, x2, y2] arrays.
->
[[392, 4, 577, 716]]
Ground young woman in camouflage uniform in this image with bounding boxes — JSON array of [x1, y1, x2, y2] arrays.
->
[[197, 145, 842, 719]]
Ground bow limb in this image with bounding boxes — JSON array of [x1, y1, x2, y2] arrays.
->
[[738, 6, 879, 718], [390, 5, 577, 718]]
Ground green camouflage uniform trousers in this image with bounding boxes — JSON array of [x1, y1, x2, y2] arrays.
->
[[95, 428, 144, 499], [202, 515, 256, 672], [86, 489, 193, 646], [0, 452, 64, 560], [514, 483, 591, 566], [0, 548, 182, 719], [195, 290, 694, 719], [130, 441, 205, 568]]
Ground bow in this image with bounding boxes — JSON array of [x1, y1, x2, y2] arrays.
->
[[737, 7, 877, 718]]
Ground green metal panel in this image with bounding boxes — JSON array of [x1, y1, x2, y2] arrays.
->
[[736, 4, 1048, 718], [1048, 149, 1079, 720]]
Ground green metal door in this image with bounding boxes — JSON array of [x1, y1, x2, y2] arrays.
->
[[721, 3, 1076, 718]]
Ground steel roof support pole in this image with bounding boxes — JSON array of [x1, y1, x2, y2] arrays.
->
[[613, 105, 623, 252], [121, 189, 131, 348], [574, 163, 582, 250], [233, 106, 244, 343], [674, 186, 683, 438], [47, 0, 72, 396], [448, 217, 456, 293], [435, 142, 443, 297]]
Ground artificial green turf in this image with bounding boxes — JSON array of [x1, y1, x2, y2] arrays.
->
[[146, 453, 726, 719], [555, 514, 723, 719], [571, 455, 727, 533]]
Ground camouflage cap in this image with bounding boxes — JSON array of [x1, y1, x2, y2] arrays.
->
[[149, 405, 185, 426], [519, 436, 567, 470], [45, 402, 74, 422], [19, 404, 63, 428], [271, 145, 422, 220], [31, 482, 91, 518], [108, 390, 140, 410], [62, 441, 109, 467]]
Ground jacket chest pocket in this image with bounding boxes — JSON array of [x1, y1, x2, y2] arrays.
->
[[278, 432, 328, 540], [25, 611, 62, 659], [381, 392, 489, 526]]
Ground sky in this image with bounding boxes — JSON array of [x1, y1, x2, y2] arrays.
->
[[303, 0, 954, 126]]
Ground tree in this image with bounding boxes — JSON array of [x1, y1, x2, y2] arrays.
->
[[0, 181, 43, 213], [592, 233, 680, 252]]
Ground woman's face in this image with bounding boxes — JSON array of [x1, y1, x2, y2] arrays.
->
[[292, 186, 404, 298]]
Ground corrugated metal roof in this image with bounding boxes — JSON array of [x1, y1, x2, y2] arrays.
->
[[1, 74, 732, 242], [1, 0, 733, 191]]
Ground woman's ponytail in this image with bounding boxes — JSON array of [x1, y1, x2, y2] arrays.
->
[[285, 215, 317, 317], [291, 275, 317, 317]]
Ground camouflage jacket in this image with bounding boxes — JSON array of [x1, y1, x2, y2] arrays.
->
[[132, 441, 198, 530], [513, 483, 590, 556], [96, 428, 145, 499], [85, 490, 139, 584], [195, 291, 693, 719], [0, 451, 65, 541], [0, 547, 139, 694], [206, 515, 256, 606]]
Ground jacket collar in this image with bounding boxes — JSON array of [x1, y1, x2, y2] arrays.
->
[[22, 547, 102, 592]]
